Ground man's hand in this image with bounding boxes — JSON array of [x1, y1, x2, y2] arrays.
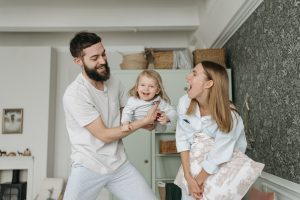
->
[[142, 123, 155, 131], [141, 101, 160, 131], [145, 101, 160, 123], [121, 123, 133, 132]]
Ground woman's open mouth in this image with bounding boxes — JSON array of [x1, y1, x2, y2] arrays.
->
[[185, 84, 191, 92]]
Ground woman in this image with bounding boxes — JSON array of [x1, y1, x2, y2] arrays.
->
[[175, 61, 247, 199]]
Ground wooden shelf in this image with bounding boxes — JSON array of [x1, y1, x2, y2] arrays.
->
[[155, 178, 175, 181], [155, 132, 175, 135], [156, 154, 179, 157]]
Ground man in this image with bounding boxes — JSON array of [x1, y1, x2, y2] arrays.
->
[[63, 31, 158, 200]]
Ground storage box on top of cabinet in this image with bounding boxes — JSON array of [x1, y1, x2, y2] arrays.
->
[[145, 48, 193, 70], [120, 52, 148, 70], [193, 48, 226, 67], [153, 51, 173, 69]]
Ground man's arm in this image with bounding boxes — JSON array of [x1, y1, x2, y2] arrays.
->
[[85, 103, 159, 143]]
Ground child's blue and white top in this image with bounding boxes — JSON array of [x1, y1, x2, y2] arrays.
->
[[121, 96, 177, 132]]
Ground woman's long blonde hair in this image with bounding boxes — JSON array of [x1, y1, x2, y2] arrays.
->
[[186, 61, 236, 133], [128, 70, 171, 103]]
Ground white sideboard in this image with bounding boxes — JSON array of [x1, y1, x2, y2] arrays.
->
[[0, 156, 34, 200]]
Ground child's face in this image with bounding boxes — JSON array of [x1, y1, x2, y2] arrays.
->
[[137, 75, 160, 101]]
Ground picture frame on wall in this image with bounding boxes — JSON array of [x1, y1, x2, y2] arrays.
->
[[2, 108, 23, 134]]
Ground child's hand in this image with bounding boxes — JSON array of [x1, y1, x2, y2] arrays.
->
[[121, 123, 133, 132], [156, 112, 169, 125]]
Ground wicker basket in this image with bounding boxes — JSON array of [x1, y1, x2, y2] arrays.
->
[[120, 53, 148, 70], [159, 140, 177, 154], [193, 48, 226, 67], [153, 51, 173, 69]]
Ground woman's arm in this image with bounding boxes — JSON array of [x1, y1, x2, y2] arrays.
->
[[180, 151, 202, 199], [201, 113, 245, 174], [195, 169, 210, 188], [176, 96, 202, 198]]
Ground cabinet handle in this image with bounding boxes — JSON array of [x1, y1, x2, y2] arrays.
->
[[144, 160, 149, 164]]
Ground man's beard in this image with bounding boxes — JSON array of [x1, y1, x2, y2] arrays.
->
[[83, 62, 110, 82]]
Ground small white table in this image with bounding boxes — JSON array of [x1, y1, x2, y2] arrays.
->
[[0, 156, 34, 200]]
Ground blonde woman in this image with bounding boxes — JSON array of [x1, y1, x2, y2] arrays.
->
[[175, 61, 247, 199], [121, 69, 177, 132]]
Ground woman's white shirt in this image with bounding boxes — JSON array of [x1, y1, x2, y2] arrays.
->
[[175, 94, 247, 174]]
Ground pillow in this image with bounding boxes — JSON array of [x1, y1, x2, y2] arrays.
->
[[248, 187, 275, 200], [174, 132, 265, 200]]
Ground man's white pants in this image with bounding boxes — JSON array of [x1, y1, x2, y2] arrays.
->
[[63, 161, 156, 200]]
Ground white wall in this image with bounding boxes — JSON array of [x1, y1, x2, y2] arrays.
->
[[0, 47, 56, 198], [0, 31, 193, 48], [191, 0, 263, 48], [0, 0, 250, 48], [0, 0, 199, 32], [191, 0, 246, 48]]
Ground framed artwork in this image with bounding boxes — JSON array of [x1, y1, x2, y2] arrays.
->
[[2, 108, 23, 134]]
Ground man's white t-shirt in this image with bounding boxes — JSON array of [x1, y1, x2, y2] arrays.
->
[[63, 73, 128, 174]]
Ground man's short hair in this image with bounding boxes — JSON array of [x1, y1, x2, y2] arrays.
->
[[69, 31, 102, 58]]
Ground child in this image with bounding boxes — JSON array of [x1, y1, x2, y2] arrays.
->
[[121, 69, 177, 132], [174, 61, 260, 200]]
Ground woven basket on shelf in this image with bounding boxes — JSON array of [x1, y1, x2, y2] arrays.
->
[[159, 140, 177, 154], [193, 48, 226, 67], [153, 51, 173, 69], [120, 53, 148, 70]]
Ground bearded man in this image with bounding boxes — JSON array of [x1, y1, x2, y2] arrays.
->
[[63, 32, 158, 200]]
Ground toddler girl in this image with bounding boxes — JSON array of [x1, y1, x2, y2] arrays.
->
[[121, 70, 177, 132]]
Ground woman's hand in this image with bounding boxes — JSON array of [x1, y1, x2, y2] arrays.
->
[[195, 169, 209, 196], [185, 174, 202, 199]]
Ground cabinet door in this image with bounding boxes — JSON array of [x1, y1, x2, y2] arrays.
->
[[123, 129, 152, 185], [110, 131, 151, 200]]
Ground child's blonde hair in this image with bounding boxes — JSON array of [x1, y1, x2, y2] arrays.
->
[[128, 70, 171, 103]]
